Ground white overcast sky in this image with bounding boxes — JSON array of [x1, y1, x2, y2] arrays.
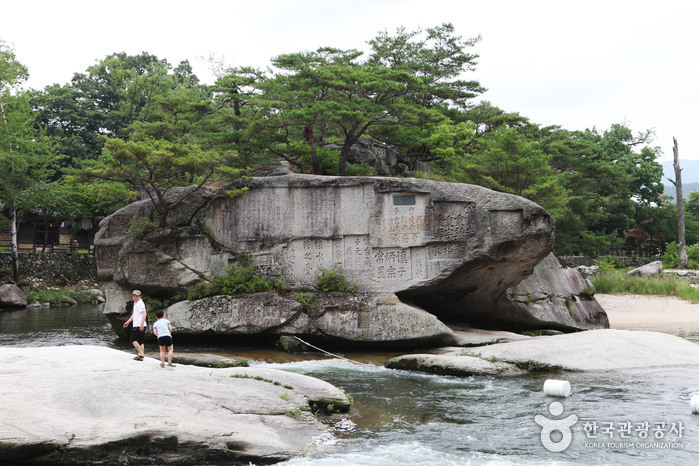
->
[[3, 0, 698, 161]]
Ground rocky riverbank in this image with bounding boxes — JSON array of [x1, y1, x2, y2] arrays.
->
[[0, 346, 351, 464], [385, 293, 699, 376]]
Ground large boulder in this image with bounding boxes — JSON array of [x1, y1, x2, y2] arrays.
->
[[95, 175, 604, 347], [493, 253, 609, 332], [628, 260, 663, 277], [325, 139, 406, 176], [156, 293, 456, 348], [0, 284, 27, 309], [0, 345, 350, 464]]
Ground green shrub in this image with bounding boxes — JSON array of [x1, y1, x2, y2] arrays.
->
[[597, 255, 624, 272], [345, 163, 373, 176], [186, 254, 289, 300], [214, 264, 275, 294], [23, 286, 96, 305], [294, 292, 317, 310], [0, 268, 12, 281], [662, 241, 679, 268], [187, 281, 215, 300], [316, 263, 357, 292], [148, 295, 185, 312]]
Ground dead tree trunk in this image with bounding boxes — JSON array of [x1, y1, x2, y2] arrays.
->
[[10, 208, 19, 283], [669, 137, 688, 268]]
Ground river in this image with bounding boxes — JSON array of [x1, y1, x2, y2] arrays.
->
[[1, 304, 698, 465]]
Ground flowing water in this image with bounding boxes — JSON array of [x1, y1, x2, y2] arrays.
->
[[1, 304, 698, 465]]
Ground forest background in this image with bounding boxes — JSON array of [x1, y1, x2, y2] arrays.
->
[[1, 24, 697, 281]]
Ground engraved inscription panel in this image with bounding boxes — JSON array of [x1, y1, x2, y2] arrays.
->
[[376, 192, 430, 246], [411, 247, 427, 281], [428, 243, 466, 260], [343, 235, 372, 270], [233, 189, 285, 238], [302, 188, 335, 236], [96, 245, 120, 271], [433, 202, 476, 241], [231, 186, 367, 241], [282, 238, 335, 285], [372, 248, 411, 281], [490, 210, 523, 235]]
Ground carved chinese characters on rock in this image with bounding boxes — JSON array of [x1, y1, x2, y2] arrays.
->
[[283, 238, 334, 286], [372, 248, 411, 281], [377, 193, 429, 246], [490, 210, 523, 236], [433, 202, 476, 241], [343, 236, 371, 270]]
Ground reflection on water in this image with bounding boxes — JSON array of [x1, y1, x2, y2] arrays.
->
[[2, 304, 699, 464], [0, 304, 115, 348]]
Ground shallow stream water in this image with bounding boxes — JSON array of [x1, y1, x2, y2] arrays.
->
[[1, 304, 698, 465]]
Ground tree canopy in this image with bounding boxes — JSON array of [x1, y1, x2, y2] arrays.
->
[[0, 25, 676, 261]]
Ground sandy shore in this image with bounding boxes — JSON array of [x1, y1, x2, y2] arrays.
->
[[596, 293, 699, 333]]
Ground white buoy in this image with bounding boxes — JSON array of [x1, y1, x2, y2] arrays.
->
[[691, 395, 699, 414], [543, 379, 572, 397]]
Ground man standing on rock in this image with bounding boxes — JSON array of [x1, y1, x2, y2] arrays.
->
[[123, 290, 146, 361]]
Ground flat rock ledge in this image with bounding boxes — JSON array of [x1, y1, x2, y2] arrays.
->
[[385, 329, 699, 375], [0, 346, 350, 464]]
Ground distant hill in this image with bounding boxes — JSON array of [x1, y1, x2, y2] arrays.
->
[[662, 160, 699, 201]]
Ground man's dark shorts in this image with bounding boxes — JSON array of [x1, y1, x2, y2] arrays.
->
[[130, 327, 145, 344], [157, 336, 173, 347]]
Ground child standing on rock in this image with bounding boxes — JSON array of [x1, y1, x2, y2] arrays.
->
[[152, 310, 175, 368]]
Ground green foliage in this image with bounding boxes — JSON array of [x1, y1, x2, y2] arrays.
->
[[0, 33, 679, 263], [147, 295, 184, 312], [88, 135, 240, 227], [597, 256, 625, 272], [215, 23, 483, 175], [344, 163, 374, 176], [294, 293, 317, 310], [590, 268, 699, 302], [214, 264, 275, 294], [23, 286, 95, 305], [285, 408, 306, 420], [686, 191, 699, 218], [315, 263, 358, 292], [662, 242, 680, 268], [187, 281, 215, 301], [662, 241, 699, 269], [187, 255, 289, 300]]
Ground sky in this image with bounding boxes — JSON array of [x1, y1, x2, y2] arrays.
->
[[3, 0, 699, 162]]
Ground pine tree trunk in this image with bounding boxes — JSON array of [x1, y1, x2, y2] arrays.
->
[[305, 123, 322, 175], [674, 137, 688, 268]]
